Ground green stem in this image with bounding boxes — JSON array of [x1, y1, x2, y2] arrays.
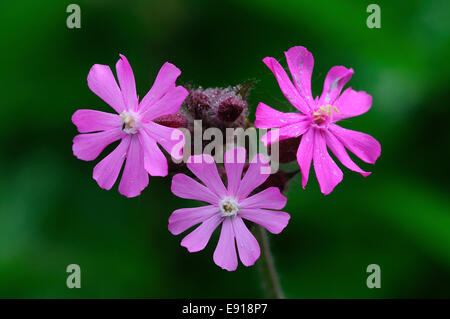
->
[[255, 225, 284, 299]]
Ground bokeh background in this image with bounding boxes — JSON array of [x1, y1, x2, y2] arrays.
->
[[0, 0, 449, 298]]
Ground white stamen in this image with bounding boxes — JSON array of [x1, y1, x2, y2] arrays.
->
[[219, 197, 239, 217], [120, 111, 141, 134]]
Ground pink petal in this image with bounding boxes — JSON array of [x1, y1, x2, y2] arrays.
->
[[240, 187, 287, 210], [329, 124, 381, 164], [313, 129, 343, 195], [263, 57, 311, 114], [296, 127, 314, 188], [181, 214, 223, 252], [232, 217, 260, 267], [333, 88, 372, 121], [284, 46, 314, 107], [213, 218, 238, 271], [142, 122, 185, 160], [141, 86, 188, 121], [187, 154, 227, 198], [261, 120, 310, 146], [72, 128, 124, 161], [139, 62, 181, 111], [254, 102, 305, 129], [72, 109, 121, 133], [237, 154, 270, 200], [325, 130, 371, 177], [319, 66, 354, 105], [118, 135, 149, 198], [138, 129, 168, 177], [224, 147, 246, 196], [239, 208, 290, 234], [93, 135, 130, 190], [87, 64, 125, 114], [168, 205, 219, 235], [115, 54, 138, 111], [171, 174, 219, 204]]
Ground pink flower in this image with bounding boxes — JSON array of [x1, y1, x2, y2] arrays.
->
[[72, 54, 188, 197], [255, 46, 381, 195], [169, 147, 290, 271]]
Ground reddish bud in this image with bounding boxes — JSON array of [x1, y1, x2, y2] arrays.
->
[[185, 90, 210, 119], [182, 84, 251, 129], [217, 96, 245, 122], [154, 113, 189, 128], [259, 170, 298, 193], [269, 137, 301, 163]]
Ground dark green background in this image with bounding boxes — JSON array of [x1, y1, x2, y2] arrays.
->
[[0, 0, 449, 298]]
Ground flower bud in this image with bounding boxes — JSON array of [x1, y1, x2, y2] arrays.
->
[[259, 170, 298, 193], [269, 137, 301, 163], [184, 88, 211, 119], [217, 96, 245, 123], [154, 113, 189, 128], [182, 83, 252, 130]]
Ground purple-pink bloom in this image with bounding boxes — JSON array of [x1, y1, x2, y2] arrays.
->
[[255, 46, 381, 195], [72, 54, 188, 197], [169, 147, 290, 271]]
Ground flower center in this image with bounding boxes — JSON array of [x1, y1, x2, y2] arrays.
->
[[120, 111, 141, 134], [219, 197, 239, 217], [312, 104, 339, 126]]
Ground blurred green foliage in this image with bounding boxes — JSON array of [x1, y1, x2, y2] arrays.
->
[[0, 0, 449, 298]]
